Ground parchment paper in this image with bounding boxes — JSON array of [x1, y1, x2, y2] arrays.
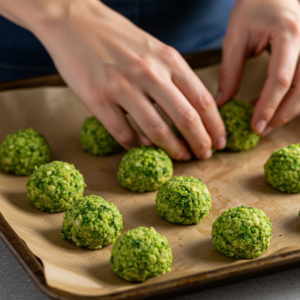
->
[[1, 52, 300, 296]]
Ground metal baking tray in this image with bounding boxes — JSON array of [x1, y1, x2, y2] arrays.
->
[[1, 49, 300, 300]]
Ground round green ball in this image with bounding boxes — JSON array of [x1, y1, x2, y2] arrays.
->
[[80, 116, 123, 156], [212, 206, 273, 259], [110, 227, 172, 282], [26, 161, 86, 212], [156, 176, 211, 225], [62, 195, 123, 249], [264, 143, 300, 193], [0, 128, 51, 175], [117, 145, 173, 192], [219, 99, 260, 151]]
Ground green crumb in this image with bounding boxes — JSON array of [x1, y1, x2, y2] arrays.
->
[[110, 227, 172, 282], [80, 116, 123, 156], [264, 144, 300, 193], [117, 145, 173, 192], [219, 99, 260, 151], [279, 235, 282, 236], [212, 205, 273, 259], [62, 195, 123, 249], [156, 176, 211, 225], [26, 161, 86, 212], [0, 128, 51, 175]]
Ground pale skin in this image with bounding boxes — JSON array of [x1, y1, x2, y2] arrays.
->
[[0, 0, 300, 160]]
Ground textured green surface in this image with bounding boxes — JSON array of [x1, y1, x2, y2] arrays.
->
[[0, 128, 51, 176], [26, 161, 86, 212], [80, 116, 123, 156], [62, 195, 123, 249], [212, 206, 273, 259], [117, 145, 173, 192], [264, 144, 300, 193], [219, 99, 260, 151], [110, 227, 172, 282], [156, 176, 211, 225]]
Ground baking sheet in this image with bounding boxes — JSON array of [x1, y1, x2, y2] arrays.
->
[[1, 52, 300, 297]]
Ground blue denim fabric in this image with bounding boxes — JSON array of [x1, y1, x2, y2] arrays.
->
[[0, 0, 235, 82]]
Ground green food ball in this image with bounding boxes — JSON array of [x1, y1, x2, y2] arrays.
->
[[80, 116, 123, 156], [156, 176, 211, 225], [110, 227, 172, 282], [62, 195, 123, 249], [0, 128, 51, 175], [264, 144, 300, 193], [212, 206, 273, 259], [26, 161, 86, 212], [219, 99, 260, 151], [117, 145, 173, 192]]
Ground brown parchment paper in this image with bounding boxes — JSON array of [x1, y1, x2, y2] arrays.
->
[[1, 52, 300, 297]]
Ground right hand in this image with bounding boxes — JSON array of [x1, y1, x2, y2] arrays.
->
[[25, 0, 226, 160]]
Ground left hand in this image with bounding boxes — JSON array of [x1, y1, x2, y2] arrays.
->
[[216, 0, 300, 136]]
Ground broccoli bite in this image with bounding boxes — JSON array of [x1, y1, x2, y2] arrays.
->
[[212, 206, 273, 259], [110, 227, 172, 282], [62, 195, 123, 249], [219, 99, 260, 151], [117, 145, 173, 192], [80, 116, 123, 156], [0, 128, 51, 175], [264, 143, 300, 193], [26, 161, 86, 212], [156, 176, 211, 225]]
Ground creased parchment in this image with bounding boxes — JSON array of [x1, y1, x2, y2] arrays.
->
[[1, 52, 300, 297]]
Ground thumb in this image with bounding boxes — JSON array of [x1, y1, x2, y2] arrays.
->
[[215, 32, 248, 107]]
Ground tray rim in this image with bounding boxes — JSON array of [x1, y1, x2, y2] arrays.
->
[[2, 49, 299, 300]]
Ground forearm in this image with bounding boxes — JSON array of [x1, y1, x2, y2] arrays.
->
[[0, 0, 105, 35]]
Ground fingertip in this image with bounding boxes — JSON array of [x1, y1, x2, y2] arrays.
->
[[199, 149, 212, 160], [214, 136, 226, 150], [252, 119, 267, 135], [215, 91, 223, 105], [182, 152, 192, 161]]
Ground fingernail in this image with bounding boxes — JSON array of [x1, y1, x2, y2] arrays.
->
[[182, 152, 192, 161], [215, 136, 226, 150], [254, 120, 267, 134], [261, 126, 273, 137], [200, 149, 212, 160], [215, 91, 222, 104]]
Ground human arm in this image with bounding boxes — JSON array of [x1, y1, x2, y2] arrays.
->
[[0, 0, 227, 160], [216, 0, 300, 136]]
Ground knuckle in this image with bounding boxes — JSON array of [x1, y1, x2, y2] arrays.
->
[[148, 122, 168, 141], [159, 45, 181, 64], [212, 123, 226, 137], [219, 67, 232, 84], [274, 70, 291, 90], [132, 56, 158, 80], [280, 12, 300, 36], [178, 108, 199, 129], [195, 140, 211, 157], [261, 104, 276, 120], [199, 93, 214, 112]]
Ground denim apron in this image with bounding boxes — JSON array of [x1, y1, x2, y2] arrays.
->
[[0, 0, 235, 82]]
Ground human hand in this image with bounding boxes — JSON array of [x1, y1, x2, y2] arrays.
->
[[15, 0, 226, 160], [216, 0, 300, 136]]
